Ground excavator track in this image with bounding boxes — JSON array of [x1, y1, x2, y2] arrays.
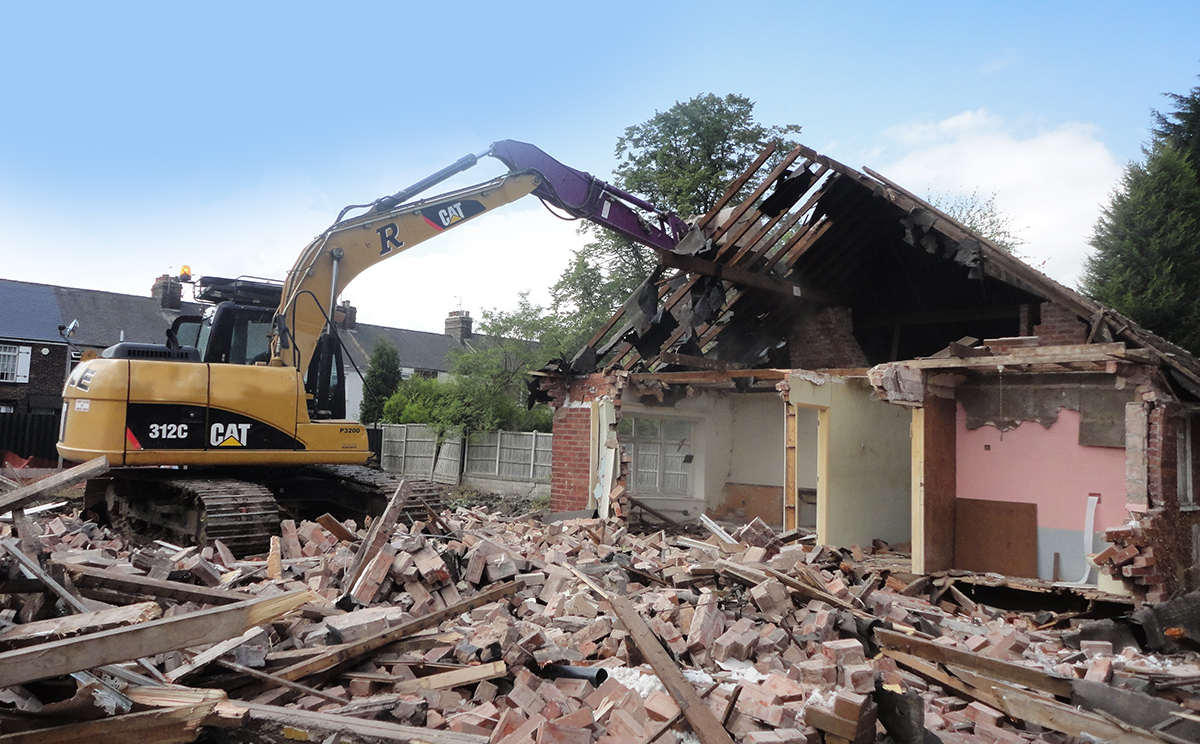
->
[[304, 464, 445, 523], [175, 478, 280, 558], [90, 474, 280, 558], [88, 466, 443, 558]]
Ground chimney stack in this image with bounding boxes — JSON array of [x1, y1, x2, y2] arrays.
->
[[152, 274, 182, 310], [445, 310, 473, 340], [337, 300, 357, 330]]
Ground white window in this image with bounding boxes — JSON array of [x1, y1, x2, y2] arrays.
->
[[1177, 413, 1199, 507], [0, 345, 31, 383], [619, 416, 692, 496]]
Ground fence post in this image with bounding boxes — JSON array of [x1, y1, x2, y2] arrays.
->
[[494, 430, 503, 478]]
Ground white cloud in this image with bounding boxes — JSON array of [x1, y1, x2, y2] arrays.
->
[[871, 110, 1123, 287]]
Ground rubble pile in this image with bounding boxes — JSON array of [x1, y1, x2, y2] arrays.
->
[[1092, 514, 1169, 603], [1, 481, 1198, 744]]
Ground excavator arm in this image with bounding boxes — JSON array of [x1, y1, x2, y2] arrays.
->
[[272, 141, 690, 376], [274, 172, 541, 375]]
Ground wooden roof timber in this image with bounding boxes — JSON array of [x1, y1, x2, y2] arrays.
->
[[571, 140, 1200, 393], [630, 369, 788, 384], [896, 342, 1152, 370], [856, 164, 1200, 389]]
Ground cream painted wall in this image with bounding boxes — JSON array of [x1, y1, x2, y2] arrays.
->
[[789, 374, 912, 547], [728, 394, 786, 487]]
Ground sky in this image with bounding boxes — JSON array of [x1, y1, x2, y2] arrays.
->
[[2, 2, 1198, 335]]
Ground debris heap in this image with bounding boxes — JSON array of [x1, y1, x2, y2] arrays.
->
[[1, 481, 1198, 744]]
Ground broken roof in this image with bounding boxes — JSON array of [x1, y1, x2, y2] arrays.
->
[[567, 143, 1200, 396]]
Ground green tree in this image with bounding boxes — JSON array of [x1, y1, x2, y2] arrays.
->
[[614, 93, 803, 218], [1082, 77, 1200, 352], [380, 295, 557, 433], [552, 93, 801, 350], [1082, 144, 1200, 349], [359, 339, 401, 423]]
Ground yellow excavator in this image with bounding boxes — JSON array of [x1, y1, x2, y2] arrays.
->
[[57, 141, 691, 554]]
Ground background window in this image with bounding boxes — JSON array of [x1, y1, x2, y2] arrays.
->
[[620, 415, 692, 497], [0, 345, 30, 383]]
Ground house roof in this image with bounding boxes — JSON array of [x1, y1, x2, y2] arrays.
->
[[0, 277, 204, 349], [340, 323, 471, 373], [567, 141, 1200, 397], [0, 276, 472, 373], [0, 279, 64, 343]]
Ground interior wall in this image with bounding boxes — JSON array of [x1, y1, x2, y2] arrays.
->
[[728, 394, 785, 486], [789, 374, 912, 547], [722, 393, 788, 526], [956, 405, 1127, 581]]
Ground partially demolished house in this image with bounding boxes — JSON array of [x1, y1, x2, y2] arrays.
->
[[537, 143, 1200, 601]]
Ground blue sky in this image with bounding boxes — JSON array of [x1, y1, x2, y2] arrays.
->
[[2, 2, 1198, 333]]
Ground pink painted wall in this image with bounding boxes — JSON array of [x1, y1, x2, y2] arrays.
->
[[956, 405, 1127, 532]]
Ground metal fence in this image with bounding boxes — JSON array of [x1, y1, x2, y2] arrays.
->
[[378, 425, 552, 486], [0, 412, 61, 462]]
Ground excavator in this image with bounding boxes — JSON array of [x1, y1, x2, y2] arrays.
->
[[57, 141, 691, 555]]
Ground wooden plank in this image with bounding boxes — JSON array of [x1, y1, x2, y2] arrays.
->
[[901, 342, 1131, 369], [316, 512, 356, 542], [0, 457, 108, 514], [61, 562, 253, 605], [882, 648, 1004, 710], [343, 481, 412, 599], [954, 499, 1038, 578], [2, 538, 91, 612], [607, 594, 736, 744], [274, 580, 518, 683], [628, 495, 679, 526], [0, 589, 315, 688], [4, 538, 171, 684], [659, 251, 834, 304], [628, 369, 788, 384], [392, 660, 506, 693], [710, 147, 803, 246], [784, 403, 798, 531], [236, 701, 491, 744], [166, 626, 265, 682], [875, 628, 1072, 698], [699, 515, 737, 544], [215, 658, 350, 704], [0, 601, 160, 649], [697, 144, 777, 230], [0, 703, 216, 744], [999, 687, 1163, 744]]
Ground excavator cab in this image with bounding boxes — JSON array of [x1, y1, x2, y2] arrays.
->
[[168, 277, 346, 419]]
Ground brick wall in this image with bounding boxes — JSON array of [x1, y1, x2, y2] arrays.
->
[[550, 405, 592, 512], [0, 343, 68, 413], [1033, 302, 1088, 346], [788, 306, 870, 370], [547, 373, 622, 513], [1126, 391, 1200, 596]]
